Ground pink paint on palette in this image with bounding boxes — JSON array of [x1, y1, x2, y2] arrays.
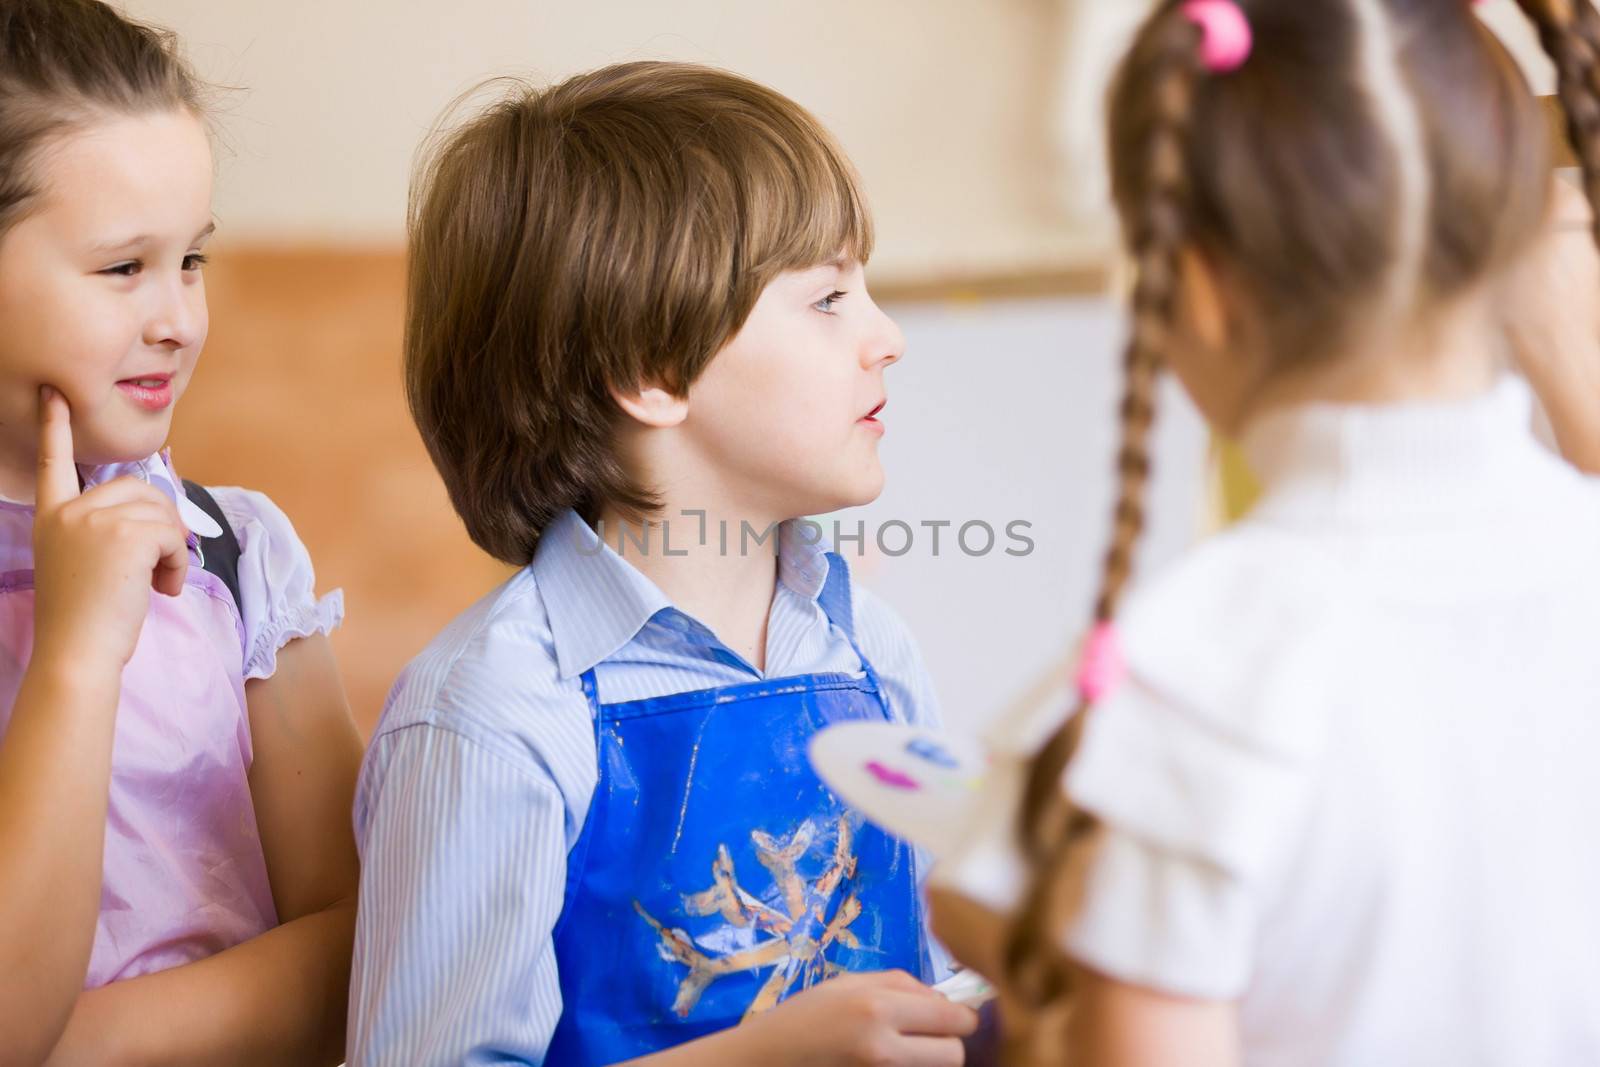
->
[[864, 761, 922, 791]]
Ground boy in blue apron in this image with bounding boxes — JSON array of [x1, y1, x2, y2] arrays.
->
[[348, 62, 977, 1066]]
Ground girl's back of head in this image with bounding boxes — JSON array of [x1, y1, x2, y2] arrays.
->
[[1110, 0, 1553, 371]]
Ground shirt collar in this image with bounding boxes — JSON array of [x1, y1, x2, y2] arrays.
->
[[533, 508, 853, 679], [1240, 376, 1542, 525], [780, 518, 857, 642], [80, 451, 222, 539], [82, 450, 175, 496]]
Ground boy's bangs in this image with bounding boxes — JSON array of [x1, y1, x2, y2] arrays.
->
[[743, 134, 875, 278]]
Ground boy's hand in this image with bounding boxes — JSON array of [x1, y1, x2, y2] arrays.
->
[[729, 970, 978, 1066], [31, 387, 189, 672], [1504, 178, 1600, 473]]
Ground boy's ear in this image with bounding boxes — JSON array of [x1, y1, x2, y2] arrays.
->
[[610, 381, 690, 429]]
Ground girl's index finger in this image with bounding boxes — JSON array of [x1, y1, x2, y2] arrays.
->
[[35, 386, 80, 511]]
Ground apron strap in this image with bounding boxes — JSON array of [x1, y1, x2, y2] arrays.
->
[[579, 666, 603, 721], [182, 480, 243, 615]]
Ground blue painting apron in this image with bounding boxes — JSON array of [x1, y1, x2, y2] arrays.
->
[[545, 566, 931, 1064]]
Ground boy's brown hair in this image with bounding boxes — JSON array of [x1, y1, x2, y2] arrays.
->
[[405, 61, 874, 565]]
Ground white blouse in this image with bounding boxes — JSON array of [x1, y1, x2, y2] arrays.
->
[[1007, 380, 1600, 1065]]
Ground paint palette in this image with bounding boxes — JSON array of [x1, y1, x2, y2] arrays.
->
[[807, 722, 988, 859]]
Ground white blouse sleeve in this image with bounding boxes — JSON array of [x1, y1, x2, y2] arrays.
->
[[211, 487, 345, 682], [1060, 679, 1316, 998], [1056, 537, 1347, 1000]]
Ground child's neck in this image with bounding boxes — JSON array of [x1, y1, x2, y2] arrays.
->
[[593, 501, 786, 675], [1241, 297, 1502, 428]]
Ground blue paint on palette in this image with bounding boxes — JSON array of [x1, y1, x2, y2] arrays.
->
[[905, 737, 960, 770]]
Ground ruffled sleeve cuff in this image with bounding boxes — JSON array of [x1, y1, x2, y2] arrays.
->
[[211, 487, 345, 681]]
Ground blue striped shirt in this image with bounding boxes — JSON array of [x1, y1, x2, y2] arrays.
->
[[347, 509, 947, 1066]]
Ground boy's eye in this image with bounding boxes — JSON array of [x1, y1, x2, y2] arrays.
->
[[814, 290, 848, 313], [101, 261, 142, 277], [183, 253, 209, 272]]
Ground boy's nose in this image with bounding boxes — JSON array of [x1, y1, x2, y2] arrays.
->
[[864, 305, 905, 368]]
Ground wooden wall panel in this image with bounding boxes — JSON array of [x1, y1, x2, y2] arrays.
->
[[170, 247, 513, 737]]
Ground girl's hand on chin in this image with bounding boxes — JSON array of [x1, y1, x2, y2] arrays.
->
[[30, 386, 189, 673]]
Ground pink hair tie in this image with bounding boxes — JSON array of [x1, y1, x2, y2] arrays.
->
[[1182, 0, 1253, 74], [1076, 622, 1126, 703]]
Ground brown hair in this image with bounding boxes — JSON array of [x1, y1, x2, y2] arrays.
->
[[1002, 0, 1600, 1054], [0, 0, 204, 237], [405, 61, 874, 564]]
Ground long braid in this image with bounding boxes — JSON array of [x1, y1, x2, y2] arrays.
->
[[1513, 0, 1600, 251], [996, 6, 1201, 1054]]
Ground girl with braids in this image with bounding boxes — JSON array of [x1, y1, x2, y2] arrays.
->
[[0, 1, 360, 1062], [930, 0, 1600, 1063]]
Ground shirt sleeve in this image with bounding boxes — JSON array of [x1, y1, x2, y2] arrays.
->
[[348, 722, 569, 1066], [211, 487, 343, 681], [1055, 536, 1345, 1000], [1059, 675, 1318, 999]]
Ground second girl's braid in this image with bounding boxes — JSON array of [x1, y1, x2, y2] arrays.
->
[[999, 0, 1204, 1034], [1514, 0, 1600, 250]]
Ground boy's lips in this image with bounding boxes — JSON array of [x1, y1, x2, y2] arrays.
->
[[859, 399, 886, 434]]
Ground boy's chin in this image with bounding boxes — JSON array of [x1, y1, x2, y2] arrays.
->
[[845, 468, 888, 507], [794, 477, 886, 517]]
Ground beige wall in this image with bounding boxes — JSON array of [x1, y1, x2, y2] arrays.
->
[[121, 0, 1106, 285], [127, 0, 1580, 732], [120, 0, 1570, 286]]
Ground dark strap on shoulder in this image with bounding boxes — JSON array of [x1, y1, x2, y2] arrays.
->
[[182, 480, 243, 614]]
